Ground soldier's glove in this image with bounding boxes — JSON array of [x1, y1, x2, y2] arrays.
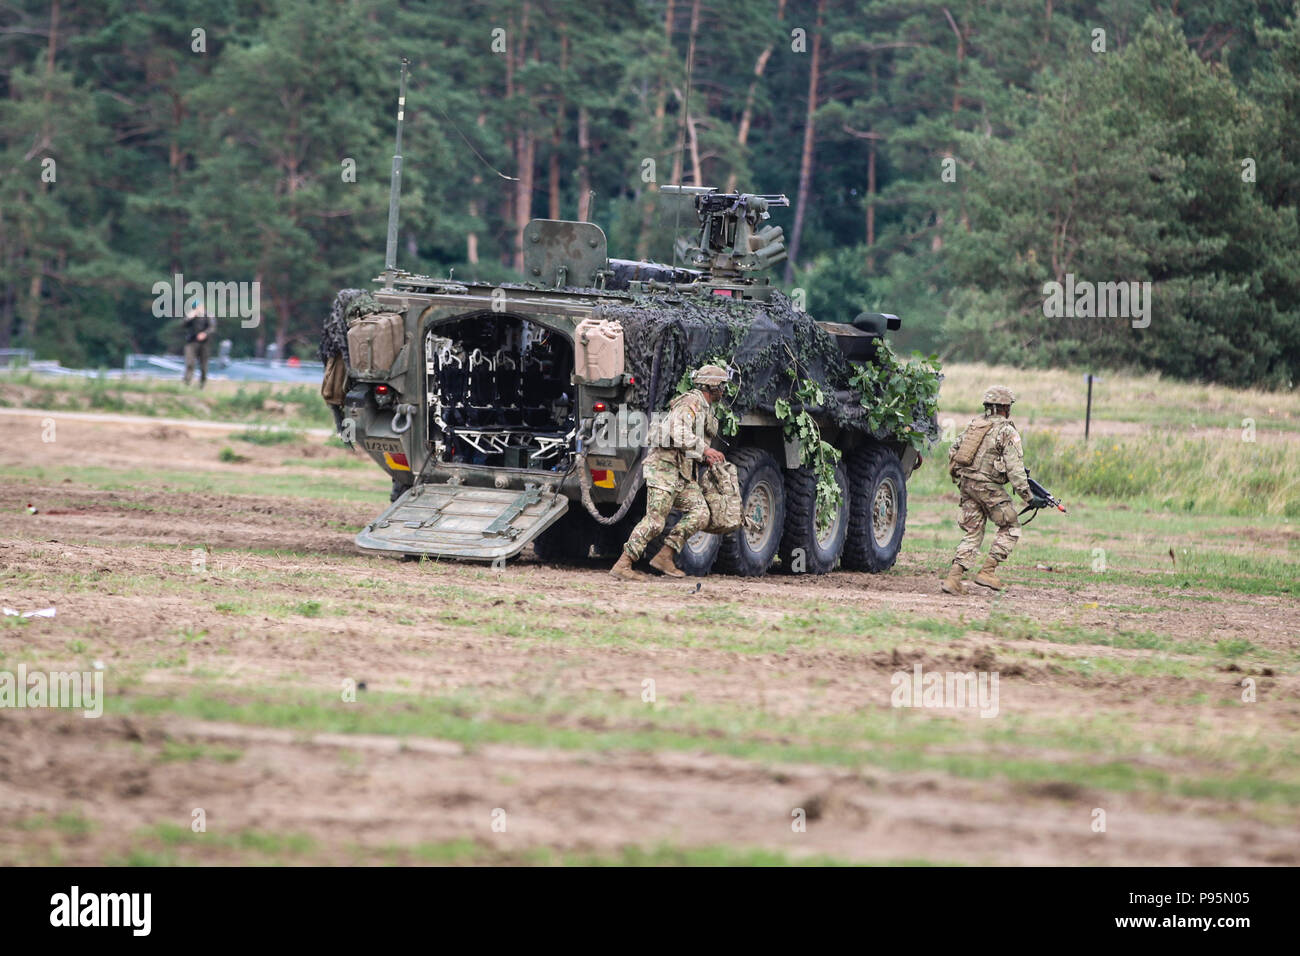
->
[[1027, 494, 1049, 509]]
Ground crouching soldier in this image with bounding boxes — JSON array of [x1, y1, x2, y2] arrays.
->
[[610, 364, 729, 580], [941, 385, 1047, 593]]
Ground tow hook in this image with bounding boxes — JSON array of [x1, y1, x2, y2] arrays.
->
[[391, 403, 415, 434]]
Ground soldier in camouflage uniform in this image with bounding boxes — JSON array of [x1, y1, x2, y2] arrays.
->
[[941, 386, 1047, 594], [610, 364, 729, 580]]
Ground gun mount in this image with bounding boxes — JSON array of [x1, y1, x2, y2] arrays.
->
[[662, 185, 790, 279]]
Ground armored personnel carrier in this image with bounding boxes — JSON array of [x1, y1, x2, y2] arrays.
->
[[323, 190, 934, 576], [320, 69, 935, 575]]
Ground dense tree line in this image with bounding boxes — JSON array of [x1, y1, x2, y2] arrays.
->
[[1, 0, 1297, 387]]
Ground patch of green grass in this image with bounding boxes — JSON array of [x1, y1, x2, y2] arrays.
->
[[105, 686, 1300, 806], [1217, 638, 1256, 658], [0, 462, 387, 503], [292, 600, 322, 618], [16, 812, 94, 836], [218, 446, 249, 464], [234, 427, 302, 446], [282, 454, 370, 470], [390, 839, 931, 866], [147, 822, 315, 856], [158, 740, 244, 763], [110, 849, 183, 867], [0, 372, 334, 428]]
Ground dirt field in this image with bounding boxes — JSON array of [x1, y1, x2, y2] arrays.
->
[[1, 410, 1297, 866]]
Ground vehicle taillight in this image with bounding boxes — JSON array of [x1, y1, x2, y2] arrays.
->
[[374, 384, 389, 395], [593, 402, 607, 412]]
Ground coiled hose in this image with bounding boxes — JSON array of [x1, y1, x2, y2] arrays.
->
[[576, 451, 643, 526]]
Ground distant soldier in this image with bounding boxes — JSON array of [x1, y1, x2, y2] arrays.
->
[[182, 301, 217, 388], [610, 364, 729, 580], [941, 385, 1047, 593]]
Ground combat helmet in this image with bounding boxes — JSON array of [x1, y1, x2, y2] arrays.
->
[[982, 385, 1016, 406], [692, 364, 729, 387]]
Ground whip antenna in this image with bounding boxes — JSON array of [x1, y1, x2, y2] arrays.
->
[[671, 37, 696, 270], [384, 57, 409, 287]]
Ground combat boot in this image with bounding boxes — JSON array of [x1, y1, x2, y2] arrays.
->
[[972, 556, 1005, 590], [609, 552, 648, 581], [648, 544, 685, 577], [940, 562, 966, 595]]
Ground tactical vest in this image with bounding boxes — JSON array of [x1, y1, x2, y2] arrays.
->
[[951, 417, 997, 467], [949, 416, 1012, 482]]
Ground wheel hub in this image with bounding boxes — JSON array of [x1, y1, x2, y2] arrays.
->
[[744, 480, 777, 552], [872, 477, 898, 547]]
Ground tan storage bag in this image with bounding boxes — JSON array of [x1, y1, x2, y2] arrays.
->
[[320, 353, 348, 406], [700, 461, 743, 534], [346, 312, 405, 378]]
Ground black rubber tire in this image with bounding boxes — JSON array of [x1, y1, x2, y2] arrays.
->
[[663, 515, 721, 576], [390, 477, 411, 503], [778, 460, 849, 575], [715, 448, 785, 577], [842, 444, 908, 572], [532, 507, 598, 563]]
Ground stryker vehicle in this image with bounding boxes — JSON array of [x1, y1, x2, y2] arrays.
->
[[320, 64, 936, 576]]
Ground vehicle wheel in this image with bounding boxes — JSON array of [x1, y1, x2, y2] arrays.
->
[[715, 448, 785, 577], [778, 460, 849, 574], [390, 477, 411, 502], [640, 500, 721, 575], [665, 518, 721, 577], [842, 444, 907, 572], [532, 507, 597, 563]]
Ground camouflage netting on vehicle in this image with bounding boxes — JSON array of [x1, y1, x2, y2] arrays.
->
[[595, 289, 920, 440], [319, 288, 385, 364]]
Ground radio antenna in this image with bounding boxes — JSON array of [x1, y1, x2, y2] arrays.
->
[[383, 57, 409, 288], [670, 38, 696, 270]]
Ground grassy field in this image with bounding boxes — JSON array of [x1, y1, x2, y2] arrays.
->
[[0, 370, 333, 430], [0, 362, 1296, 866]]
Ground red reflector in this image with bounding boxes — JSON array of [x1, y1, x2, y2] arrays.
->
[[391, 453, 409, 467], [713, 288, 734, 297], [627, 376, 636, 384], [593, 402, 607, 412], [374, 384, 389, 394]]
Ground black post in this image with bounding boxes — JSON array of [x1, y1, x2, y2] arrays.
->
[[1085, 373, 1093, 442]]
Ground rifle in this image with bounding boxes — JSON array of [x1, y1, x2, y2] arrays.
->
[[1019, 473, 1066, 524]]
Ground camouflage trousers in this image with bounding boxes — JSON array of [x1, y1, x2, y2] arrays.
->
[[184, 340, 209, 387], [622, 458, 710, 560], [952, 480, 1022, 569]]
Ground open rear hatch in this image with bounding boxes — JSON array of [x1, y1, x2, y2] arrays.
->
[[356, 481, 569, 561]]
